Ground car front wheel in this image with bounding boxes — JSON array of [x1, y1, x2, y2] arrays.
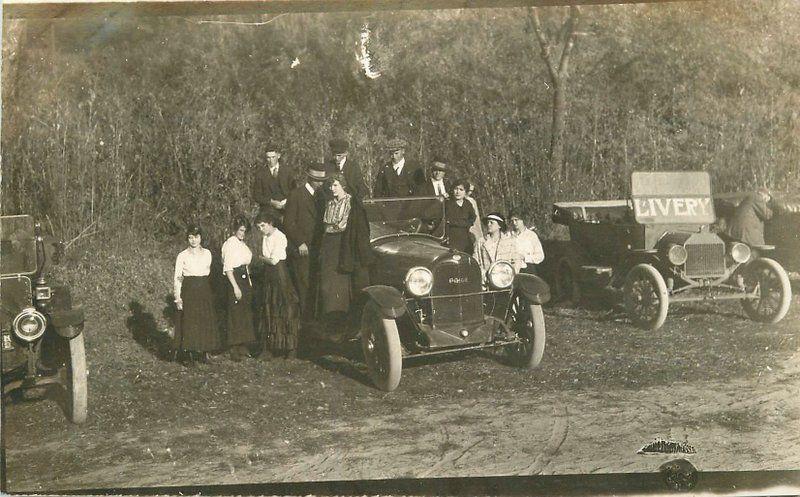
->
[[741, 257, 792, 324], [623, 263, 669, 331], [65, 333, 88, 424], [360, 302, 402, 392], [505, 293, 546, 369]]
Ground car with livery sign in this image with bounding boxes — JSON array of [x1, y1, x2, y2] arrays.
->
[[353, 196, 550, 392], [1, 214, 87, 423], [550, 171, 792, 330]]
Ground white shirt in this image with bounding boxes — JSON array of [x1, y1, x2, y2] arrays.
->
[[393, 157, 405, 175], [221, 235, 252, 273], [173, 247, 212, 299], [514, 228, 545, 266], [432, 180, 447, 197], [261, 229, 288, 264], [305, 183, 315, 196], [337, 157, 347, 172]]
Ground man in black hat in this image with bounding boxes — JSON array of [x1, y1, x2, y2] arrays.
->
[[415, 157, 451, 198], [283, 163, 327, 318], [326, 138, 367, 200], [252, 144, 295, 218], [373, 138, 424, 198]]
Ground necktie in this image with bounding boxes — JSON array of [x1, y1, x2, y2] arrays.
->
[[271, 167, 278, 177]]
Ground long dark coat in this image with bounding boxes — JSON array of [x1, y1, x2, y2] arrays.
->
[[373, 161, 424, 198], [325, 158, 368, 200], [251, 164, 295, 214], [727, 192, 773, 246], [283, 184, 323, 315]]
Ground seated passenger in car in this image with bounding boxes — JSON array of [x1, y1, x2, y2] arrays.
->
[[508, 209, 544, 274]]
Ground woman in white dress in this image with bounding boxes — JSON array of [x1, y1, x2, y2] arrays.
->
[[221, 216, 256, 361]]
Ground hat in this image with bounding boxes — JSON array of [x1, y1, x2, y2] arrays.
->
[[483, 212, 506, 225], [329, 138, 349, 154], [386, 138, 407, 151], [306, 162, 328, 182], [431, 159, 448, 172]]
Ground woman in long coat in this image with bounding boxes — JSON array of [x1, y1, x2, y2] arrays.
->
[[173, 225, 219, 364], [444, 179, 477, 254], [221, 216, 257, 361], [317, 173, 373, 335]]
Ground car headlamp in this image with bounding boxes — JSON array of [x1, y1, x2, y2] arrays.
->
[[666, 244, 688, 266], [405, 267, 433, 297], [12, 308, 47, 342], [487, 261, 515, 289], [730, 242, 751, 264]]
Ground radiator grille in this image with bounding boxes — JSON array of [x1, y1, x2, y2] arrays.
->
[[685, 242, 725, 277], [431, 257, 483, 328]]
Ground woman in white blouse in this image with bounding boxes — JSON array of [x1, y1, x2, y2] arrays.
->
[[508, 209, 545, 274], [173, 225, 219, 364], [254, 210, 300, 359], [221, 216, 256, 361], [474, 212, 524, 277]]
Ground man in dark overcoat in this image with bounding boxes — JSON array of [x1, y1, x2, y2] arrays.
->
[[283, 163, 326, 317], [325, 138, 368, 200], [727, 187, 773, 246], [251, 144, 295, 221], [372, 138, 424, 198], [415, 158, 451, 198]]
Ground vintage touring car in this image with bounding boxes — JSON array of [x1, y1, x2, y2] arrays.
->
[[550, 171, 792, 330], [1, 215, 87, 423], [351, 197, 550, 392]]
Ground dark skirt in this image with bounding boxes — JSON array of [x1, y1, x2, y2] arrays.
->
[[261, 261, 301, 352], [176, 276, 220, 352], [448, 226, 474, 255], [227, 265, 256, 346], [318, 232, 352, 316]]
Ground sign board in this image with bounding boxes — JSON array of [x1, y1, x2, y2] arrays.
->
[[631, 171, 715, 224]]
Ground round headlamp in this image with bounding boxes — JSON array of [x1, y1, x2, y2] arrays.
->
[[13, 308, 47, 342], [730, 242, 751, 264], [405, 266, 433, 297], [666, 244, 688, 266], [487, 261, 515, 289]]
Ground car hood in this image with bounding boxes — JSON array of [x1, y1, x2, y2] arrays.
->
[[371, 235, 455, 269]]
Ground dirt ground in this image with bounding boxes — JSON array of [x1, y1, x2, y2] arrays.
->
[[3, 287, 800, 493]]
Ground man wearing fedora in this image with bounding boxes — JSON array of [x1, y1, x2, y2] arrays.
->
[[252, 144, 295, 220], [283, 163, 327, 318], [373, 138, 424, 198], [326, 138, 367, 200], [415, 157, 451, 198]]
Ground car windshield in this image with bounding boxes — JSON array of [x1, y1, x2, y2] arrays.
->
[[1, 215, 37, 276], [363, 197, 446, 241]]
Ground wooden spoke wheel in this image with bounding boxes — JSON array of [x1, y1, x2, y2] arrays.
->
[[360, 302, 402, 392], [554, 257, 581, 305], [623, 263, 669, 331], [504, 293, 546, 369], [741, 257, 792, 324]]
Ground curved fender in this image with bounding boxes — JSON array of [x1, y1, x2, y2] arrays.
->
[[363, 285, 407, 319], [513, 273, 551, 305]]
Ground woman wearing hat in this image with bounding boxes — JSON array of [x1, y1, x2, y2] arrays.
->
[[221, 216, 257, 361], [474, 212, 524, 278], [173, 225, 220, 365], [445, 179, 477, 254]]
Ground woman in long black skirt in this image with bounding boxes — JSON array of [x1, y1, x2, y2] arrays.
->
[[221, 216, 256, 361], [173, 225, 219, 365]]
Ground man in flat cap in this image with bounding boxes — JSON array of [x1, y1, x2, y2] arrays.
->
[[415, 157, 451, 198], [325, 138, 367, 200], [373, 138, 424, 198], [283, 162, 327, 318], [252, 144, 295, 220]]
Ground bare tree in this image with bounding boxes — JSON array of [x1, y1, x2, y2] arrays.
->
[[528, 6, 581, 180]]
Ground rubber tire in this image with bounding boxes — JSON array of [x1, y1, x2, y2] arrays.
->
[[506, 294, 546, 369], [67, 333, 88, 424], [623, 263, 669, 331], [741, 257, 792, 324], [360, 302, 403, 392], [554, 257, 581, 305]]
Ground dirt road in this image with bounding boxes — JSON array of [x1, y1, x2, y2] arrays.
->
[[3, 301, 799, 492]]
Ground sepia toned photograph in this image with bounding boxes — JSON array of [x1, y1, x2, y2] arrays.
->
[[1, 0, 799, 493]]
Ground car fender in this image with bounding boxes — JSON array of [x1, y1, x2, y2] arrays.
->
[[363, 285, 407, 319], [513, 273, 551, 305], [513, 273, 550, 305], [49, 307, 85, 338]]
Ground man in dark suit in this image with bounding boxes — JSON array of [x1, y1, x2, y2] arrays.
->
[[283, 163, 326, 317], [251, 144, 295, 221], [727, 187, 773, 246], [415, 158, 451, 198], [326, 138, 368, 200], [372, 138, 424, 198]]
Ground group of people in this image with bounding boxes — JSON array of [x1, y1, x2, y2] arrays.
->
[[171, 137, 544, 365]]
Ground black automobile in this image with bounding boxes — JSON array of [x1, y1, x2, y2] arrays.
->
[[355, 197, 550, 392], [1, 215, 87, 423]]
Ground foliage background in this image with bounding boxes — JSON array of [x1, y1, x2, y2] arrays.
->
[[3, 0, 800, 246]]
